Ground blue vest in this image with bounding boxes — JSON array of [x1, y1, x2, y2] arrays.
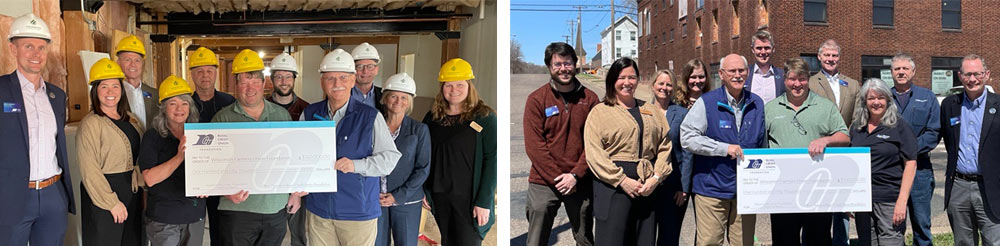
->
[[691, 88, 767, 199], [302, 100, 382, 220]]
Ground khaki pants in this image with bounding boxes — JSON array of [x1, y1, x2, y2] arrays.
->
[[694, 194, 755, 246], [305, 210, 377, 246]]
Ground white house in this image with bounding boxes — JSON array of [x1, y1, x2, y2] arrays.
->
[[601, 16, 638, 68]]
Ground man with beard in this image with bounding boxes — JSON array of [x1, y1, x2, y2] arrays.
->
[[267, 53, 310, 121], [765, 58, 850, 246], [807, 39, 861, 246], [681, 54, 765, 246], [522, 42, 599, 246], [889, 54, 940, 246], [115, 35, 158, 127], [745, 30, 785, 104], [351, 42, 385, 112]]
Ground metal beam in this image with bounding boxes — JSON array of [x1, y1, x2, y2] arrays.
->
[[166, 21, 448, 35]]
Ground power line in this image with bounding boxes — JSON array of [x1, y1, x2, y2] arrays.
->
[[511, 9, 629, 12]]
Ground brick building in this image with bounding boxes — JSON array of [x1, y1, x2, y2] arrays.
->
[[637, 0, 1000, 94]]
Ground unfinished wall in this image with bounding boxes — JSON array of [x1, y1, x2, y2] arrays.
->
[[0, 0, 66, 89], [459, 0, 498, 109]]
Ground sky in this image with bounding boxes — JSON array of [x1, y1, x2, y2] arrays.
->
[[511, 0, 638, 65]]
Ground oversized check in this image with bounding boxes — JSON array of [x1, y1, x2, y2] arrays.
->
[[737, 147, 872, 214], [184, 121, 338, 196]]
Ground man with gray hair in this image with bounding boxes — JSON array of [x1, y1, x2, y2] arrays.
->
[[889, 53, 940, 246], [940, 54, 1000, 245], [807, 40, 861, 246], [681, 54, 766, 246], [745, 30, 785, 104]]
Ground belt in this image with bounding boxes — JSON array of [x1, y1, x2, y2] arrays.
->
[[28, 174, 61, 190], [954, 172, 981, 182]]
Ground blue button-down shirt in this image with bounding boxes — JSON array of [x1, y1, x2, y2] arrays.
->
[[958, 92, 987, 174], [351, 86, 377, 108]]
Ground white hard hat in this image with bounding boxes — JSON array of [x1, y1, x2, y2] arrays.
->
[[270, 53, 298, 73], [350, 42, 380, 62], [382, 73, 416, 95], [319, 49, 356, 73], [8, 14, 51, 42]]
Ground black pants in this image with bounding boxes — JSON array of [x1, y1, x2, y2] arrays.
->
[[770, 213, 832, 246], [525, 182, 594, 246], [430, 192, 483, 246], [207, 196, 221, 246], [81, 172, 143, 246], [218, 208, 287, 246], [653, 186, 688, 246], [593, 161, 656, 246]]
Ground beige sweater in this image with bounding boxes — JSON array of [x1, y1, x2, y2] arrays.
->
[[76, 112, 144, 211], [584, 100, 672, 187]]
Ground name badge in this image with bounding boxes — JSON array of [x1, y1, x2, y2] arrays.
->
[[143, 91, 153, 99], [544, 105, 559, 117], [876, 134, 890, 140], [839, 79, 848, 87], [719, 120, 733, 129], [470, 121, 484, 132], [639, 109, 653, 116], [3, 102, 22, 113], [950, 117, 960, 126]]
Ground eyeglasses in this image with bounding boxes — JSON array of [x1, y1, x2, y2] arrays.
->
[[321, 75, 352, 83], [722, 68, 747, 76], [961, 72, 988, 79], [356, 64, 378, 71], [550, 62, 574, 68], [792, 115, 808, 135]]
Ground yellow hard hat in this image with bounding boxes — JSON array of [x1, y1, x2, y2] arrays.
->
[[189, 47, 219, 69], [158, 75, 194, 102], [115, 35, 146, 57], [438, 58, 475, 82], [89, 58, 125, 84], [232, 49, 265, 74]]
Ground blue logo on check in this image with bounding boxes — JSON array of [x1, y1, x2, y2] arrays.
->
[[194, 134, 215, 145], [746, 159, 763, 169]]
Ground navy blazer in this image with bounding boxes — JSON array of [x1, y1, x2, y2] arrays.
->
[[385, 116, 431, 204], [0, 71, 76, 226], [745, 63, 786, 99], [664, 104, 693, 193], [893, 86, 941, 170], [940, 92, 1000, 222]]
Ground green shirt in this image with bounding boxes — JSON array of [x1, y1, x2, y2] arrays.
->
[[211, 100, 293, 214], [764, 92, 848, 148]]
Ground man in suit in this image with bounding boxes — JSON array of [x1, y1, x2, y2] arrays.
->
[[940, 54, 1000, 245], [115, 35, 158, 127], [807, 39, 860, 246], [889, 54, 941, 246], [745, 30, 785, 104], [0, 13, 75, 246]]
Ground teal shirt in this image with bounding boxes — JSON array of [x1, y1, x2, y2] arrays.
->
[[764, 92, 848, 148], [211, 100, 293, 214]]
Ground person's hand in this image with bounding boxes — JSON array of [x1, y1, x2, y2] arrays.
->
[[637, 177, 658, 196], [286, 194, 302, 214], [334, 158, 355, 173], [422, 197, 431, 210], [553, 173, 577, 195], [619, 178, 641, 198], [110, 202, 128, 223], [674, 191, 688, 206], [175, 136, 187, 159], [380, 193, 397, 207], [195, 195, 209, 199], [892, 202, 907, 226], [473, 206, 491, 226], [226, 190, 250, 204], [727, 145, 744, 160], [807, 138, 829, 158]]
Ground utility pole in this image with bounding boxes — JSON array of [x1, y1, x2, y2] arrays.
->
[[562, 35, 571, 43], [610, 0, 615, 59]]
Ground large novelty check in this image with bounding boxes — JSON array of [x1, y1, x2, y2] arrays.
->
[[737, 147, 872, 214], [184, 121, 338, 196]]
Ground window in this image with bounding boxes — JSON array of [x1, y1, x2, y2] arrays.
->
[[639, 10, 644, 36], [670, 29, 675, 42], [803, 0, 827, 23], [732, 1, 741, 37], [711, 10, 719, 43], [861, 55, 894, 87], [682, 22, 688, 37], [942, 0, 961, 29], [758, 0, 770, 28], [695, 17, 703, 47], [631, 31, 637, 41], [872, 0, 894, 26], [632, 50, 637, 58], [799, 54, 821, 75], [663, 31, 668, 44], [931, 57, 964, 93], [697, 0, 705, 10], [616, 48, 622, 58], [709, 62, 722, 90], [616, 30, 622, 40], [671, 0, 674, 6]]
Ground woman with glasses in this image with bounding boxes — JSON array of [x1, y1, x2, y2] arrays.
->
[[584, 57, 672, 245], [850, 79, 918, 245]]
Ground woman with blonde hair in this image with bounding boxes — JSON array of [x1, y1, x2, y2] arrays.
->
[[649, 67, 693, 246], [422, 58, 496, 245]]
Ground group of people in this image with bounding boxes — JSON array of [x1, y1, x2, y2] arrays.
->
[[0, 13, 497, 246], [525, 30, 999, 246]]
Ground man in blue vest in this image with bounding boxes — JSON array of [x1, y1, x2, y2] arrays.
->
[[681, 54, 766, 246], [301, 48, 401, 246], [0, 13, 75, 246]]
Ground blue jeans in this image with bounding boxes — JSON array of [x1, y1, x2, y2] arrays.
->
[[832, 212, 850, 246], [908, 169, 935, 246]]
